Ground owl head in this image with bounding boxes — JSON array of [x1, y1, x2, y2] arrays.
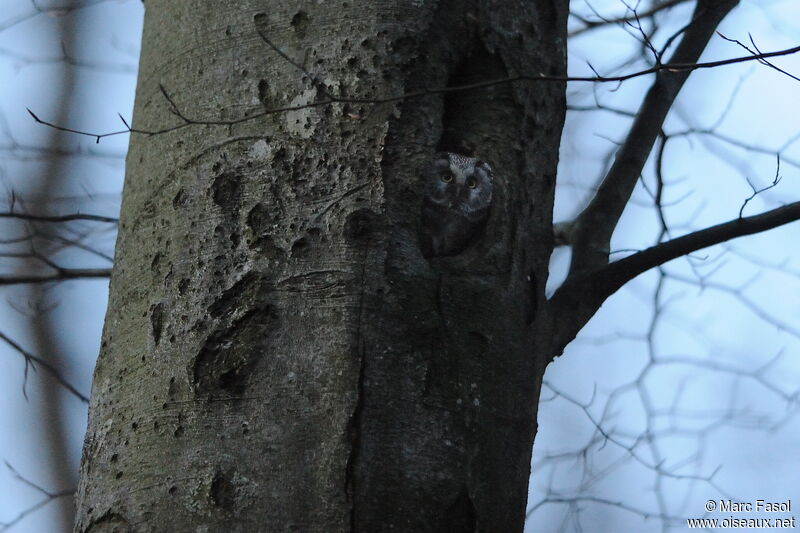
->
[[426, 152, 493, 217]]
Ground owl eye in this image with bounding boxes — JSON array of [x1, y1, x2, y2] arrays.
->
[[440, 173, 453, 183], [466, 177, 478, 189]]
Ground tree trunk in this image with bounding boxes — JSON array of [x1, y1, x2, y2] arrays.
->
[[74, 1, 567, 531]]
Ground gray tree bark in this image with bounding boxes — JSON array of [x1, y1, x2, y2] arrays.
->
[[74, 0, 566, 531]]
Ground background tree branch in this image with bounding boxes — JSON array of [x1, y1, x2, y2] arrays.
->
[[569, 0, 692, 37], [0, 268, 112, 286]]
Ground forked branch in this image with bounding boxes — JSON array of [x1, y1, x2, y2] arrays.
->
[[568, 0, 740, 276]]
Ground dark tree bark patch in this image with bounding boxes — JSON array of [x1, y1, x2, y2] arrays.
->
[[196, 332, 262, 391], [172, 187, 187, 208], [193, 303, 277, 396], [210, 168, 242, 209], [207, 272, 262, 319], [150, 302, 164, 345], [210, 470, 237, 512], [257, 79, 271, 106], [344, 208, 379, 242], [443, 487, 477, 533], [82, 511, 131, 533], [290, 11, 309, 37]]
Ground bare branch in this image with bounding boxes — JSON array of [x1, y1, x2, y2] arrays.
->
[[549, 200, 800, 356], [25, 40, 800, 141], [739, 156, 781, 218], [568, 0, 741, 276], [0, 331, 89, 403], [569, 0, 692, 37], [718, 32, 800, 83], [572, 201, 800, 303], [25, 108, 129, 144]]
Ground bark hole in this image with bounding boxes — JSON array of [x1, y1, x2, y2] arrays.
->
[[210, 471, 237, 512], [437, 40, 510, 157], [210, 168, 242, 208], [290, 11, 309, 38], [257, 79, 270, 106], [246, 203, 271, 231], [178, 278, 190, 295], [291, 236, 309, 254], [150, 303, 164, 345]]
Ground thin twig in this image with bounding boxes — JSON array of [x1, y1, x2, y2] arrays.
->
[[26, 43, 800, 142], [0, 331, 89, 403], [739, 156, 781, 218]]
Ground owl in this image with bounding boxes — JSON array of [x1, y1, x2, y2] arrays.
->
[[421, 152, 494, 257]]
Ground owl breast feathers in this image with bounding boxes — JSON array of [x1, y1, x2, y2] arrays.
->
[[421, 152, 494, 257]]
